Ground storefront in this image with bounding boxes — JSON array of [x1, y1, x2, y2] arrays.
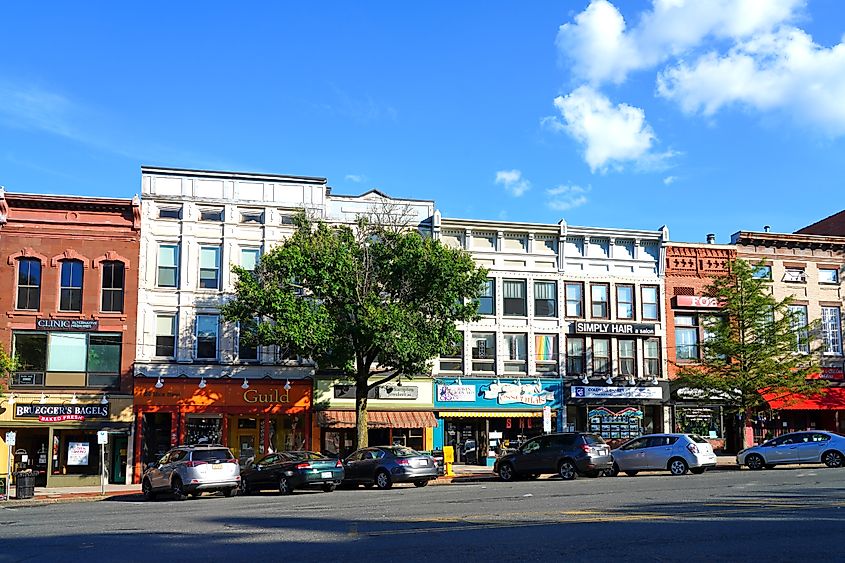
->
[[132, 378, 311, 482], [433, 378, 562, 465], [671, 387, 729, 452], [0, 394, 134, 487], [312, 376, 437, 457], [761, 384, 845, 438]]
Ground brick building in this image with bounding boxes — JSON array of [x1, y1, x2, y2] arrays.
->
[[0, 189, 140, 487]]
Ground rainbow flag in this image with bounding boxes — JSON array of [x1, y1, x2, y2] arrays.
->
[[535, 335, 555, 361]]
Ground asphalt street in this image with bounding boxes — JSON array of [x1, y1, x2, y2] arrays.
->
[[1, 467, 843, 562]]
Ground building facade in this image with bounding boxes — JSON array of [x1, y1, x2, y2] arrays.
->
[[0, 189, 140, 487]]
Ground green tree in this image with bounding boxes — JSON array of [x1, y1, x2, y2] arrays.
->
[[222, 213, 487, 449], [674, 259, 824, 450], [0, 346, 17, 406]]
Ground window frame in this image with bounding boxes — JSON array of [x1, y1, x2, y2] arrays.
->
[[502, 279, 527, 317], [237, 320, 259, 362], [566, 337, 585, 376], [59, 259, 84, 312], [240, 248, 261, 274], [819, 268, 839, 284], [590, 283, 610, 319], [195, 314, 220, 361], [616, 284, 635, 320], [240, 211, 264, 224], [198, 246, 222, 290], [477, 279, 495, 316], [644, 338, 661, 376], [198, 208, 224, 222], [534, 334, 559, 374], [618, 339, 636, 377], [821, 306, 842, 355], [158, 207, 182, 220], [439, 332, 464, 373], [16, 257, 42, 311], [641, 285, 660, 321], [157, 244, 179, 288], [10, 330, 121, 389], [155, 314, 177, 359], [565, 282, 584, 318], [788, 305, 810, 354], [470, 332, 496, 373], [533, 280, 557, 318], [503, 333, 527, 374], [100, 261, 125, 313], [675, 314, 700, 362], [592, 338, 611, 375]]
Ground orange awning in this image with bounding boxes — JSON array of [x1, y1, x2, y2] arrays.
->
[[763, 387, 845, 410], [317, 410, 437, 428]]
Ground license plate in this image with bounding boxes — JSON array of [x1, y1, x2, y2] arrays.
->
[[321, 471, 332, 478], [415, 459, 428, 467], [212, 464, 223, 470]]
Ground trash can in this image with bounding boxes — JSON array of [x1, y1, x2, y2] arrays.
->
[[14, 472, 35, 500], [430, 450, 445, 476]]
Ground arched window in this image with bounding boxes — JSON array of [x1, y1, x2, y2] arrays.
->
[[16, 257, 42, 310], [101, 261, 125, 312], [59, 259, 84, 311]]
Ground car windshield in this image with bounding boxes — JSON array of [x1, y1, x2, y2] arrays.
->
[[191, 449, 233, 462], [388, 446, 421, 457], [689, 435, 708, 444], [582, 434, 606, 445]]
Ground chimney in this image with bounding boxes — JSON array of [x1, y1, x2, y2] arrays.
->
[[706, 233, 715, 244], [763, 225, 771, 233]]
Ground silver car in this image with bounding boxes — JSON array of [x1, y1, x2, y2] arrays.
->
[[611, 433, 717, 476], [142, 445, 241, 501], [737, 431, 845, 470]]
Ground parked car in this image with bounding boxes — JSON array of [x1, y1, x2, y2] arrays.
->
[[239, 451, 344, 495], [493, 432, 612, 481], [142, 444, 240, 501], [737, 431, 845, 470], [342, 446, 438, 489], [610, 434, 717, 476]]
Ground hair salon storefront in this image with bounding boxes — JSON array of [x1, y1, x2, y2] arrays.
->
[[132, 379, 311, 483], [433, 378, 563, 466]]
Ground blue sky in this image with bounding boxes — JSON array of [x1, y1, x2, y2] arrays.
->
[[2, 1, 845, 243]]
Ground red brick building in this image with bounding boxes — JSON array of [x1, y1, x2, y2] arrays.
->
[[0, 189, 140, 487]]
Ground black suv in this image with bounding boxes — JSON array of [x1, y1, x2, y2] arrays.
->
[[493, 433, 612, 481]]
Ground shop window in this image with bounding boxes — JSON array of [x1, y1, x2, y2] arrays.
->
[[59, 259, 84, 312], [821, 307, 842, 355], [588, 407, 643, 440], [157, 244, 179, 288], [48, 333, 87, 372], [199, 208, 224, 222], [155, 315, 177, 358], [471, 332, 495, 373], [590, 283, 609, 319], [618, 339, 635, 376], [503, 333, 527, 373], [241, 248, 260, 274], [592, 338, 610, 375], [819, 268, 839, 284], [439, 333, 463, 372], [196, 315, 219, 360], [186, 416, 223, 445], [676, 407, 722, 439], [675, 315, 699, 361], [476, 279, 495, 315], [17, 257, 42, 310], [534, 281, 557, 317], [13, 332, 47, 374], [788, 305, 810, 354], [238, 320, 259, 361], [101, 261, 125, 313], [503, 279, 526, 316], [641, 285, 659, 320], [566, 337, 585, 376], [54, 431, 100, 476], [644, 338, 660, 376], [535, 334, 558, 374], [565, 282, 583, 318], [616, 285, 634, 320], [199, 246, 221, 289]]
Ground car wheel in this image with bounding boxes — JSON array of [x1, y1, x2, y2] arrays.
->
[[609, 463, 620, 477], [322, 483, 337, 493], [222, 488, 235, 497], [375, 470, 392, 490], [413, 480, 429, 488], [690, 467, 706, 475], [669, 458, 689, 476], [822, 450, 844, 468], [142, 479, 157, 502], [171, 478, 187, 501], [624, 471, 638, 477], [558, 460, 577, 481], [498, 463, 516, 482], [278, 476, 294, 495], [745, 453, 765, 470]]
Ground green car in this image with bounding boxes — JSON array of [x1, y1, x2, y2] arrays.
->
[[239, 451, 344, 495]]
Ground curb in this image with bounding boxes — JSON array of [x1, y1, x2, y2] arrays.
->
[[1, 492, 140, 509]]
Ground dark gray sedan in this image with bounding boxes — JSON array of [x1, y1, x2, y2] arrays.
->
[[342, 446, 438, 489]]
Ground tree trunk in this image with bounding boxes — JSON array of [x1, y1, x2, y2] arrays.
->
[[355, 377, 369, 450], [740, 409, 754, 450]]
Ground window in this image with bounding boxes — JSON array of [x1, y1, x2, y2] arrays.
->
[[616, 285, 634, 320], [238, 320, 259, 361], [644, 338, 660, 376], [535, 335, 558, 374], [199, 246, 221, 289], [157, 245, 179, 288], [439, 333, 463, 372], [565, 282, 584, 318], [471, 332, 495, 373], [159, 207, 181, 219], [477, 279, 495, 315], [618, 340, 635, 376], [534, 281, 557, 317], [783, 268, 806, 283], [240, 211, 264, 224], [11, 331, 120, 388], [16, 258, 41, 310], [59, 260, 84, 312], [566, 337, 585, 376], [241, 248, 260, 274], [592, 338, 610, 375], [503, 333, 527, 373], [196, 315, 219, 360], [819, 268, 839, 284], [101, 261, 125, 312], [675, 315, 699, 361], [155, 315, 176, 358], [590, 283, 609, 319], [752, 265, 772, 280], [821, 307, 842, 355], [199, 208, 224, 222], [87, 335, 122, 386], [13, 332, 47, 371], [788, 305, 809, 354], [503, 280, 526, 316], [641, 286, 659, 320]]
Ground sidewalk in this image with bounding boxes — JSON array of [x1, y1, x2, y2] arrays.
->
[[1, 484, 140, 507]]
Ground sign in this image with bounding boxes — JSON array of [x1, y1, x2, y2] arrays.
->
[[542, 406, 552, 433], [67, 442, 90, 466], [674, 295, 722, 309], [35, 318, 99, 331], [14, 404, 110, 420], [573, 322, 656, 336], [4, 432, 15, 447], [97, 431, 109, 445], [809, 367, 845, 381], [436, 384, 477, 402], [242, 388, 289, 404], [482, 382, 555, 406], [571, 386, 664, 400], [333, 384, 419, 400]]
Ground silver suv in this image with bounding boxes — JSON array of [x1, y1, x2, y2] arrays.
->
[[142, 445, 241, 501]]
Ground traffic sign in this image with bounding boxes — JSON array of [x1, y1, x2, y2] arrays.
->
[[5, 432, 15, 447], [97, 430, 109, 445]]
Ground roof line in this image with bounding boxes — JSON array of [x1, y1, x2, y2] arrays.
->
[[141, 165, 327, 184]]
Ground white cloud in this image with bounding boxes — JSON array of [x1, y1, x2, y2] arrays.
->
[[495, 169, 531, 196], [548, 86, 661, 172], [546, 184, 589, 211], [663, 175, 678, 185], [345, 174, 366, 183]]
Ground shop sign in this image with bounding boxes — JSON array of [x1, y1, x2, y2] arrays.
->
[[334, 384, 419, 400], [436, 384, 477, 402], [35, 318, 99, 331], [573, 322, 656, 336], [674, 295, 723, 308], [588, 406, 644, 421], [483, 382, 555, 406], [67, 442, 90, 466], [14, 404, 110, 421], [809, 367, 845, 381], [243, 388, 289, 404], [571, 386, 663, 400]]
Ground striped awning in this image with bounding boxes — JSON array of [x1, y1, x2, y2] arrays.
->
[[317, 410, 437, 429], [438, 411, 548, 418]]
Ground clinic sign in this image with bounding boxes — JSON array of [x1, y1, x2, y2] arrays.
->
[[14, 403, 110, 422], [35, 318, 99, 331], [571, 386, 664, 400]]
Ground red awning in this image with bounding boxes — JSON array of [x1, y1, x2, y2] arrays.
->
[[763, 387, 845, 410], [317, 410, 437, 429]]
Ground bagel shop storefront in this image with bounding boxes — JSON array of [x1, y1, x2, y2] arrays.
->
[[132, 379, 311, 482]]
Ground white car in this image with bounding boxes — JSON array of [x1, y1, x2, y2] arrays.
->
[[737, 431, 845, 470], [610, 433, 717, 476]]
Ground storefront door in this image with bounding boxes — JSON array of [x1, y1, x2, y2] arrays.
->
[[110, 435, 128, 484], [234, 417, 259, 463]]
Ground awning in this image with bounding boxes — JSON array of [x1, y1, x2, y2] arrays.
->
[[763, 387, 845, 410], [438, 411, 548, 418], [317, 410, 437, 428]]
